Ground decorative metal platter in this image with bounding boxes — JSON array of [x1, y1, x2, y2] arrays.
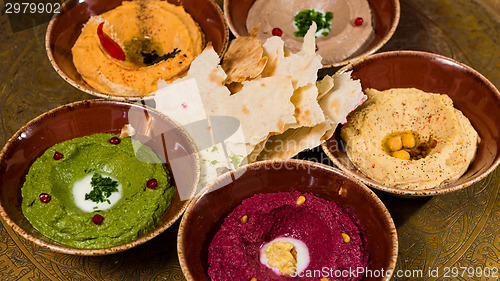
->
[[0, 0, 499, 280]]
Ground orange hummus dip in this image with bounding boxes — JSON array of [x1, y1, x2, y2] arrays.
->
[[72, 0, 205, 97]]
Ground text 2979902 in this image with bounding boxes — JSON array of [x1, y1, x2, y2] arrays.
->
[[5, 2, 61, 14], [440, 266, 498, 278]]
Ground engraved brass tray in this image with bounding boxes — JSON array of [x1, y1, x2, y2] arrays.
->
[[0, 0, 499, 279]]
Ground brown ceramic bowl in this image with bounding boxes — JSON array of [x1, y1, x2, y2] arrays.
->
[[223, 0, 400, 68], [322, 50, 500, 197], [0, 100, 199, 255], [46, 0, 229, 100], [178, 160, 398, 280]]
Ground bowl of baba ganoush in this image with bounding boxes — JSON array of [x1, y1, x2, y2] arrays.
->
[[224, 0, 400, 68], [322, 50, 500, 197], [0, 99, 200, 255], [46, 0, 229, 100], [178, 159, 398, 281]]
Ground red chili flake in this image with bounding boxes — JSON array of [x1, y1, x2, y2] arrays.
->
[[181, 102, 188, 109], [146, 178, 158, 189], [354, 17, 364, 26], [53, 152, 63, 160], [109, 136, 121, 144], [92, 214, 104, 225], [271, 27, 283, 37], [39, 193, 51, 203], [97, 22, 125, 60]]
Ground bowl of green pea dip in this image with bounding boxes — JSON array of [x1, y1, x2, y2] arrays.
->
[[0, 99, 199, 255]]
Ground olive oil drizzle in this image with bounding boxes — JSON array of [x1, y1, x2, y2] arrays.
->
[[123, 2, 183, 67]]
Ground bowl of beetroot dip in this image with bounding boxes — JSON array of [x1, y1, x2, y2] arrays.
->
[[178, 159, 397, 280]]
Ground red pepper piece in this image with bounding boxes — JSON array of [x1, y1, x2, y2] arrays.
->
[[97, 22, 125, 60]]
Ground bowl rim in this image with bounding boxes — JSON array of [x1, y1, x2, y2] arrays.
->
[[45, 0, 229, 101], [322, 49, 500, 197], [223, 0, 401, 68], [0, 99, 200, 255], [177, 159, 398, 281]]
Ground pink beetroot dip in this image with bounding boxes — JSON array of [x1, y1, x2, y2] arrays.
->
[[208, 191, 370, 280]]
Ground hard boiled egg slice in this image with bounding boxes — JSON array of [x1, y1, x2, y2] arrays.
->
[[260, 237, 310, 276]]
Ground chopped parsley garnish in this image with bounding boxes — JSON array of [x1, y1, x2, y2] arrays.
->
[[294, 9, 334, 37], [85, 173, 119, 204]]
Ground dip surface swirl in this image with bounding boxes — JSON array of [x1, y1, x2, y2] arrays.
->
[[21, 133, 175, 249], [208, 191, 370, 280]]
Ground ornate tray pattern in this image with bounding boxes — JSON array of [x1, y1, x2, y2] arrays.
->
[[0, 0, 499, 280]]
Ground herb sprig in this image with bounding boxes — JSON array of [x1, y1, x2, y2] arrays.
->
[[294, 9, 334, 37], [85, 173, 119, 204]]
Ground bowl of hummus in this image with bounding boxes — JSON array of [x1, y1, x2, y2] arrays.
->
[[0, 99, 200, 255], [224, 0, 400, 67], [46, 0, 229, 100], [322, 51, 500, 196], [178, 159, 398, 280]]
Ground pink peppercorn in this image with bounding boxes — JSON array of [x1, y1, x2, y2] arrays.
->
[[272, 27, 283, 36], [92, 214, 104, 225], [39, 193, 51, 203], [354, 17, 364, 26], [146, 178, 158, 189]]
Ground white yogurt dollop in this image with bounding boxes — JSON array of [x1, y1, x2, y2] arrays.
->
[[72, 173, 122, 212]]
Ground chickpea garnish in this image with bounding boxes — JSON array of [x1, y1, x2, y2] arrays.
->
[[402, 133, 416, 149], [429, 138, 437, 148], [341, 233, 351, 243], [386, 136, 403, 151], [250, 278, 257, 281], [384, 131, 436, 160], [296, 196, 306, 206], [241, 215, 248, 224], [321, 278, 329, 281], [392, 150, 411, 160]]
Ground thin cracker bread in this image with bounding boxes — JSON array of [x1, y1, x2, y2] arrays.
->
[[319, 71, 367, 125], [215, 75, 296, 146], [288, 83, 325, 129], [261, 22, 322, 89], [257, 121, 334, 160], [222, 26, 268, 83]]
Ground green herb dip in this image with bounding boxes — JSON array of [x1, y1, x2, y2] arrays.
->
[[21, 133, 175, 249]]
